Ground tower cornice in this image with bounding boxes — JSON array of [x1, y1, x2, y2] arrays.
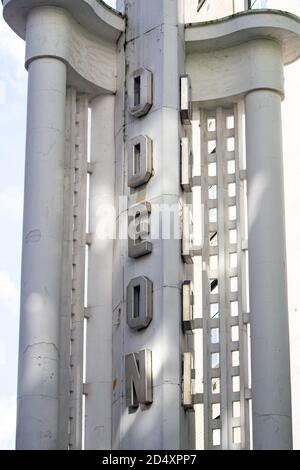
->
[[2, 0, 125, 42], [186, 9, 300, 66]]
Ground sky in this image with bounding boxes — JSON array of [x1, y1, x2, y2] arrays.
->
[[0, 0, 300, 450]]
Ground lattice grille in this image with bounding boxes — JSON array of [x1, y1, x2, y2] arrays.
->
[[200, 106, 251, 450]]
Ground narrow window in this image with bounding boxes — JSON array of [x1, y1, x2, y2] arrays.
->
[[233, 401, 241, 418], [230, 253, 238, 268], [228, 160, 236, 174], [229, 229, 237, 245], [213, 429, 221, 446], [232, 376, 240, 393], [210, 278, 218, 294], [212, 377, 220, 394], [231, 301, 239, 317], [212, 403, 221, 420], [210, 231, 218, 247], [226, 115, 235, 129], [228, 182, 236, 197], [208, 185, 217, 200], [231, 326, 239, 342], [211, 352, 220, 369], [229, 205, 237, 221], [207, 117, 216, 132], [232, 350, 240, 367], [233, 427, 241, 444], [134, 75, 141, 106], [227, 137, 235, 152], [230, 276, 238, 292], [133, 285, 140, 319], [210, 255, 218, 271], [210, 303, 219, 319], [133, 143, 141, 176], [208, 162, 217, 177], [208, 140, 216, 155], [211, 328, 220, 344], [209, 208, 217, 224]]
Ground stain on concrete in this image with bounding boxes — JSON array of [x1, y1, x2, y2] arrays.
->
[[112, 378, 118, 391], [26, 229, 41, 244]]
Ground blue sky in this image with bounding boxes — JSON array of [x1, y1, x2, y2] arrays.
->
[[1, 0, 300, 450]]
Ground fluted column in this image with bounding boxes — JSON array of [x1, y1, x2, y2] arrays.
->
[[245, 89, 293, 450], [16, 55, 67, 449]]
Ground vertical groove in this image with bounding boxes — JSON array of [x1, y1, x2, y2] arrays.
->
[[68, 93, 89, 450]]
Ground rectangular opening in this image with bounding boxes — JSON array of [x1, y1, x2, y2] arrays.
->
[[227, 137, 235, 152], [228, 182, 236, 198], [231, 326, 239, 342], [229, 205, 237, 221], [232, 350, 240, 367], [232, 376, 240, 393], [213, 429, 221, 447], [209, 208, 217, 224], [229, 229, 237, 245], [208, 140, 216, 155], [211, 352, 220, 369], [133, 143, 141, 176], [233, 427, 241, 444], [211, 327, 220, 344], [226, 115, 235, 129], [228, 160, 236, 174], [210, 255, 218, 271], [230, 253, 238, 269], [208, 162, 217, 177], [230, 277, 238, 292], [233, 401, 241, 418], [134, 75, 141, 106], [133, 285, 140, 319], [212, 403, 221, 420], [231, 301, 239, 317], [207, 117, 216, 132], [210, 278, 218, 294], [209, 231, 218, 247], [212, 377, 220, 394], [210, 303, 219, 319], [208, 185, 217, 200]]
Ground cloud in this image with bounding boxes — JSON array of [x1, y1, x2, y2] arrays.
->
[[0, 186, 23, 221], [0, 395, 16, 450], [0, 271, 20, 318]]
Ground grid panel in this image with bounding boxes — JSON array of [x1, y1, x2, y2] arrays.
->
[[200, 106, 250, 450]]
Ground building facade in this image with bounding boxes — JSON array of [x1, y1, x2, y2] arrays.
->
[[2, 0, 300, 450]]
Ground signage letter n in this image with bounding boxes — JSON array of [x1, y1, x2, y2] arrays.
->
[[125, 349, 153, 410]]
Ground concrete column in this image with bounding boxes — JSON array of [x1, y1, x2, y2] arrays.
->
[[245, 89, 293, 449], [85, 95, 115, 449], [16, 56, 67, 449]]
